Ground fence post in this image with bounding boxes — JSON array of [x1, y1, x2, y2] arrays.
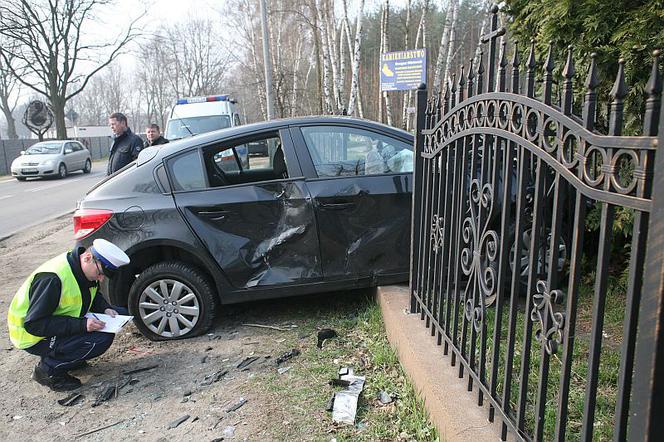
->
[[629, 85, 664, 441], [1, 140, 8, 176], [410, 83, 427, 313]]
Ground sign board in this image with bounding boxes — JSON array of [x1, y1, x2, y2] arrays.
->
[[380, 49, 427, 92]]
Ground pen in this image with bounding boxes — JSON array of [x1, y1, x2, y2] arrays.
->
[[92, 313, 100, 320]]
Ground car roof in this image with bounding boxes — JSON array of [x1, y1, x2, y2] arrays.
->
[[156, 116, 413, 159]]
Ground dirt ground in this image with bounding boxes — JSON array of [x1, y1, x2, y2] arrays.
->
[[0, 215, 352, 441]]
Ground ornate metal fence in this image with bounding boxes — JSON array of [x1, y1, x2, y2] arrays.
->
[[410, 5, 664, 441]]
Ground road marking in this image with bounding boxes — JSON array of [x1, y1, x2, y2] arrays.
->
[[0, 195, 13, 201], [0, 178, 16, 184], [25, 175, 92, 193]]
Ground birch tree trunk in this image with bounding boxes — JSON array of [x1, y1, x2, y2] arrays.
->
[[442, 0, 459, 89], [338, 22, 346, 113], [401, 0, 412, 128], [316, 0, 333, 113], [291, 27, 304, 116], [346, 0, 364, 116], [382, 0, 393, 126], [321, 0, 340, 113], [404, 0, 429, 131], [433, 0, 456, 93], [247, 15, 267, 120]]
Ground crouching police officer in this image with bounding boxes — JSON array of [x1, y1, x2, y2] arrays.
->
[[7, 239, 130, 391]]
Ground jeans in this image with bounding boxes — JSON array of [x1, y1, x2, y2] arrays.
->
[[24, 306, 128, 375]]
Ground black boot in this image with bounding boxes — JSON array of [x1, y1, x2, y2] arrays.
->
[[32, 364, 81, 392]]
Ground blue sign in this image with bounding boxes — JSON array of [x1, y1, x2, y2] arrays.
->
[[380, 49, 427, 91]]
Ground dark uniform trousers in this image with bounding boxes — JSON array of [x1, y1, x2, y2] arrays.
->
[[24, 306, 128, 374]]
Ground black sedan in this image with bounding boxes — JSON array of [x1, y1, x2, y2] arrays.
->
[[74, 116, 414, 340]]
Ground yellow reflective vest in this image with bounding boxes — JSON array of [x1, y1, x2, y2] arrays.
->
[[7, 252, 97, 349]]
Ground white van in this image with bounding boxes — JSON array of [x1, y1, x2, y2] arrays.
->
[[164, 95, 242, 141]]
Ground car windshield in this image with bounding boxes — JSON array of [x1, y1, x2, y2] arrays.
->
[[165, 115, 231, 140], [24, 143, 62, 155]]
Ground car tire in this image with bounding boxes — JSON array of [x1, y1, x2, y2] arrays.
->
[[16, 177, 26, 181], [128, 261, 217, 341], [83, 159, 92, 173], [58, 163, 67, 179]]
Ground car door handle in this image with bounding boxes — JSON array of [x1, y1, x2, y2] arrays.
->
[[197, 210, 228, 221], [318, 202, 356, 211]]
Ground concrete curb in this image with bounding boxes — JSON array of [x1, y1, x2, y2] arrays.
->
[[377, 285, 512, 442], [0, 209, 74, 243]]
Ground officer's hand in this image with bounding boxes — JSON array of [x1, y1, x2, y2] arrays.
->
[[104, 308, 118, 318], [86, 318, 105, 332]]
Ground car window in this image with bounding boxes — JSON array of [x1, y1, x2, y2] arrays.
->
[[64, 143, 74, 154], [234, 114, 241, 126], [203, 134, 286, 187], [300, 126, 413, 177], [168, 150, 206, 191], [72, 142, 84, 152]]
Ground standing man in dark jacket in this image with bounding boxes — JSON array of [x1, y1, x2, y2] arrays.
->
[[107, 112, 143, 175], [144, 123, 169, 148]]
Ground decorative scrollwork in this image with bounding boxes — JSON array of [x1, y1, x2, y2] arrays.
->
[[431, 214, 444, 253], [460, 179, 500, 332], [530, 280, 565, 355]]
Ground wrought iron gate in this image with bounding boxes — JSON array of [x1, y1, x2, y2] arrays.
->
[[410, 5, 664, 441]]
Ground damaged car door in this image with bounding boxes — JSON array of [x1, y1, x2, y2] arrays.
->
[[294, 124, 413, 283], [169, 130, 323, 289]]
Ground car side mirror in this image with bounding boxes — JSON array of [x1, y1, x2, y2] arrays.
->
[[20, 150, 25, 155]]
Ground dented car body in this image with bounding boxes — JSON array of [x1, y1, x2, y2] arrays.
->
[[75, 116, 413, 340]]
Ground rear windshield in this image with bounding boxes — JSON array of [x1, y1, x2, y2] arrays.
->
[[165, 115, 231, 140], [25, 143, 62, 154]]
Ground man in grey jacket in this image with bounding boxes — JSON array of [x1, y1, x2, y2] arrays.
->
[[107, 112, 143, 175]]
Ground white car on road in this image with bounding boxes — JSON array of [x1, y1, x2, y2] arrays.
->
[[11, 140, 92, 181]]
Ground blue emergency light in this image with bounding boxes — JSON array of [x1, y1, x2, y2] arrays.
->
[[176, 95, 230, 105]]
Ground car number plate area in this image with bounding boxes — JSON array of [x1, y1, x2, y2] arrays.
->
[[21, 168, 37, 173]]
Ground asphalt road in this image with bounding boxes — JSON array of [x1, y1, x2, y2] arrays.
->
[[0, 164, 107, 239]]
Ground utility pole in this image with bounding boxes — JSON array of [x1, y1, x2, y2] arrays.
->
[[259, 0, 275, 120]]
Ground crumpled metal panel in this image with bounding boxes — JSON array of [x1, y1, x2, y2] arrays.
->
[[176, 181, 322, 289]]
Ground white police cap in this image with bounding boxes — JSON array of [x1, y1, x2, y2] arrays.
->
[[90, 238, 130, 270]]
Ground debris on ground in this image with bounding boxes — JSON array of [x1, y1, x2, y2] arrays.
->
[[377, 391, 394, 405], [325, 395, 335, 412], [277, 366, 291, 375], [57, 392, 83, 407], [242, 323, 297, 331], [201, 370, 228, 386], [275, 349, 300, 365], [226, 397, 247, 413], [329, 379, 351, 388], [237, 356, 260, 370], [317, 329, 338, 349], [168, 414, 190, 429], [201, 355, 209, 364], [92, 385, 117, 407], [74, 420, 124, 438], [222, 425, 236, 438], [122, 364, 159, 376], [330, 367, 365, 425]]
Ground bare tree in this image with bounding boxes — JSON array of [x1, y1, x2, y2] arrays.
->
[[136, 34, 176, 129], [164, 17, 234, 97], [0, 0, 141, 139], [0, 38, 23, 139], [346, 0, 365, 117]]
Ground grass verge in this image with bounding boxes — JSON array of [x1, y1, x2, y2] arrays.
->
[[247, 290, 439, 441]]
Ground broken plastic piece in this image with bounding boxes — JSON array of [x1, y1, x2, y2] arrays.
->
[[57, 392, 83, 407], [377, 391, 394, 405], [237, 356, 260, 369], [226, 397, 247, 412], [331, 367, 365, 425], [275, 348, 301, 365], [317, 328, 338, 348], [201, 370, 228, 386], [122, 364, 159, 375], [168, 415, 190, 429]]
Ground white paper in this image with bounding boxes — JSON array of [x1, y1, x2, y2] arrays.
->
[[84, 313, 133, 333]]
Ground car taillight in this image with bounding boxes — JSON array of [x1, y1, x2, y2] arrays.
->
[[73, 209, 113, 240]]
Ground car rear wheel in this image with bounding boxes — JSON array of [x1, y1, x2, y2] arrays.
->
[[58, 163, 67, 179], [128, 261, 217, 341], [83, 159, 92, 173]]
